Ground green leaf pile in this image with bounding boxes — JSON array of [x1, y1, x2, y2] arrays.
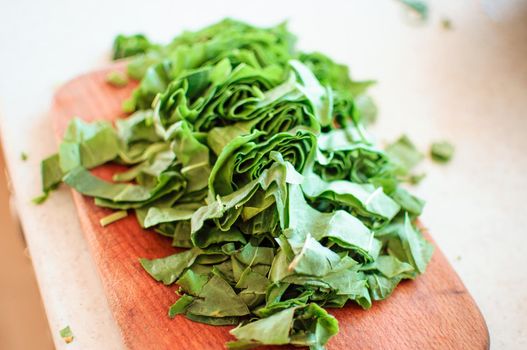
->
[[40, 19, 433, 349]]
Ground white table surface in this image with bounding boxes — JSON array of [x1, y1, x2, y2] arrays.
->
[[1, 1, 526, 349]]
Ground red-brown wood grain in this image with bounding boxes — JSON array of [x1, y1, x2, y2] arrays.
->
[[50, 64, 489, 350]]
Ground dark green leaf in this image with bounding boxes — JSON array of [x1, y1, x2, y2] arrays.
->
[[168, 295, 194, 318], [186, 275, 250, 317]]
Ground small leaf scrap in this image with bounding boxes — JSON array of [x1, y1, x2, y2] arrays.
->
[[59, 325, 74, 344]]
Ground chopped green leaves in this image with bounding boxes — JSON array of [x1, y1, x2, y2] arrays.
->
[[228, 303, 338, 349], [40, 19, 434, 350], [186, 275, 250, 317]]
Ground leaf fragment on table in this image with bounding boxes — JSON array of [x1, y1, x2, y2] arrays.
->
[[140, 247, 203, 285], [59, 325, 74, 344], [430, 140, 454, 163], [227, 303, 338, 349]]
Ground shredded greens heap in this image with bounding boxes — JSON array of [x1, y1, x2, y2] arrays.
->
[[40, 19, 433, 349]]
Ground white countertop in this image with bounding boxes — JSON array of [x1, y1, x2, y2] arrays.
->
[[1, 1, 526, 349]]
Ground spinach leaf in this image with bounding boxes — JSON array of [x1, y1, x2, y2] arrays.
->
[[287, 184, 380, 262], [302, 172, 401, 226], [228, 303, 338, 349], [60, 118, 120, 172]]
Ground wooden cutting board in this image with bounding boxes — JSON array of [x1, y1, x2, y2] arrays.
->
[[50, 64, 489, 350]]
